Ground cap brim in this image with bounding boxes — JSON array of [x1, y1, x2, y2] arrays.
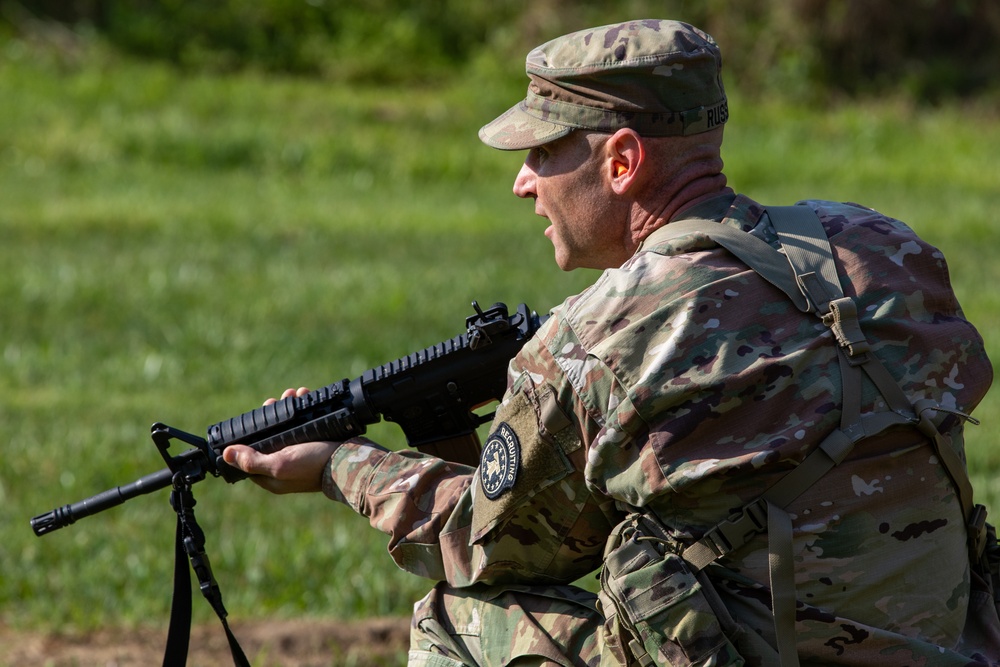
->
[[478, 102, 575, 151]]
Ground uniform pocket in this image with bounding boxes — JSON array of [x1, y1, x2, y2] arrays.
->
[[599, 517, 745, 666]]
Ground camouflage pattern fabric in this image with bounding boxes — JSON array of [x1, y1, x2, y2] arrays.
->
[[479, 19, 728, 151], [322, 194, 995, 665], [408, 583, 601, 666]]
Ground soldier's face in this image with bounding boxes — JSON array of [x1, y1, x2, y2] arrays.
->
[[513, 133, 627, 271]]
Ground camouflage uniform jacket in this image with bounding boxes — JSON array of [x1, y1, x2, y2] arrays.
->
[[323, 194, 994, 664]]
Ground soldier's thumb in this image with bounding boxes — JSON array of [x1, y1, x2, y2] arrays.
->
[[222, 444, 262, 474]]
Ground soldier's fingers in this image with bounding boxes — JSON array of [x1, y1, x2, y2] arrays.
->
[[263, 387, 310, 406]]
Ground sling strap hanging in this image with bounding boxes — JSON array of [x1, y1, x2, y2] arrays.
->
[[640, 205, 986, 666], [164, 473, 251, 667]]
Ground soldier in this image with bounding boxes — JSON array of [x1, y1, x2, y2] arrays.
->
[[223, 19, 999, 666]]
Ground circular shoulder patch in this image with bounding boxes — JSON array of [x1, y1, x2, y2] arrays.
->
[[480, 422, 521, 499]]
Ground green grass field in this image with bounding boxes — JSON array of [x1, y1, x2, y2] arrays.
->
[[2, 40, 999, 640]]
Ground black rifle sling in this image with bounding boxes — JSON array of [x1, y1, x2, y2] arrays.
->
[[164, 517, 192, 666], [638, 205, 986, 667], [165, 474, 251, 667]]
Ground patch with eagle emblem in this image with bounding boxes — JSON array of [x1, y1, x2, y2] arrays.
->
[[480, 422, 520, 499]]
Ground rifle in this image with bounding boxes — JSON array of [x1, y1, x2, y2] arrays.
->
[[28, 301, 545, 665], [30, 301, 545, 536]]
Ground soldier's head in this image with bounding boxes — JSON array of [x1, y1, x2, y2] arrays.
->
[[480, 20, 731, 271]]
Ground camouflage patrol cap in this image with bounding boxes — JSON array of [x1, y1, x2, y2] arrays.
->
[[479, 19, 728, 151]]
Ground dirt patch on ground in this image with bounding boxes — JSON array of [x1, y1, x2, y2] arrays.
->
[[0, 617, 411, 666]]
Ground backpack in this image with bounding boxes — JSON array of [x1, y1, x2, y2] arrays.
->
[[598, 205, 1000, 666]]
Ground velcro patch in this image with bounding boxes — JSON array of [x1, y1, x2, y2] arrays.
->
[[480, 422, 521, 499], [470, 372, 576, 544]]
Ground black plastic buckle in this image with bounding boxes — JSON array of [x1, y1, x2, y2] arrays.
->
[[702, 498, 769, 558]]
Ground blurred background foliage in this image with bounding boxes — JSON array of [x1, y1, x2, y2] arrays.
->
[[2, 0, 999, 102]]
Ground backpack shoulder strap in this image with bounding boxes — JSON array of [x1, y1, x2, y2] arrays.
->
[[643, 218, 809, 312]]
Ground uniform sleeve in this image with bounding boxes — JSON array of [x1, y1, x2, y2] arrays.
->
[[320, 324, 613, 588]]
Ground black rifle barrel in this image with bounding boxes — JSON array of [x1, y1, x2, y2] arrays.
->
[[30, 467, 175, 536]]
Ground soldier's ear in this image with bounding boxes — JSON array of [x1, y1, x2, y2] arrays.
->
[[606, 128, 644, 194]]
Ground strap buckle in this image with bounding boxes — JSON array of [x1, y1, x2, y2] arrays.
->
[[969, 503, 990, 560], [699, 498, 769, 560]]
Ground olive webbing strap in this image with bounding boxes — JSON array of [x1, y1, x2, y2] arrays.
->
[[766, 501, 799, 667], [642, 219, 809, 312], [766, 206, 842, 314], [914, 396, 987, 558]]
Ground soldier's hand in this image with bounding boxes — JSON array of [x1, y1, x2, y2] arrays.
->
[[221, 387, 340, 494]]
